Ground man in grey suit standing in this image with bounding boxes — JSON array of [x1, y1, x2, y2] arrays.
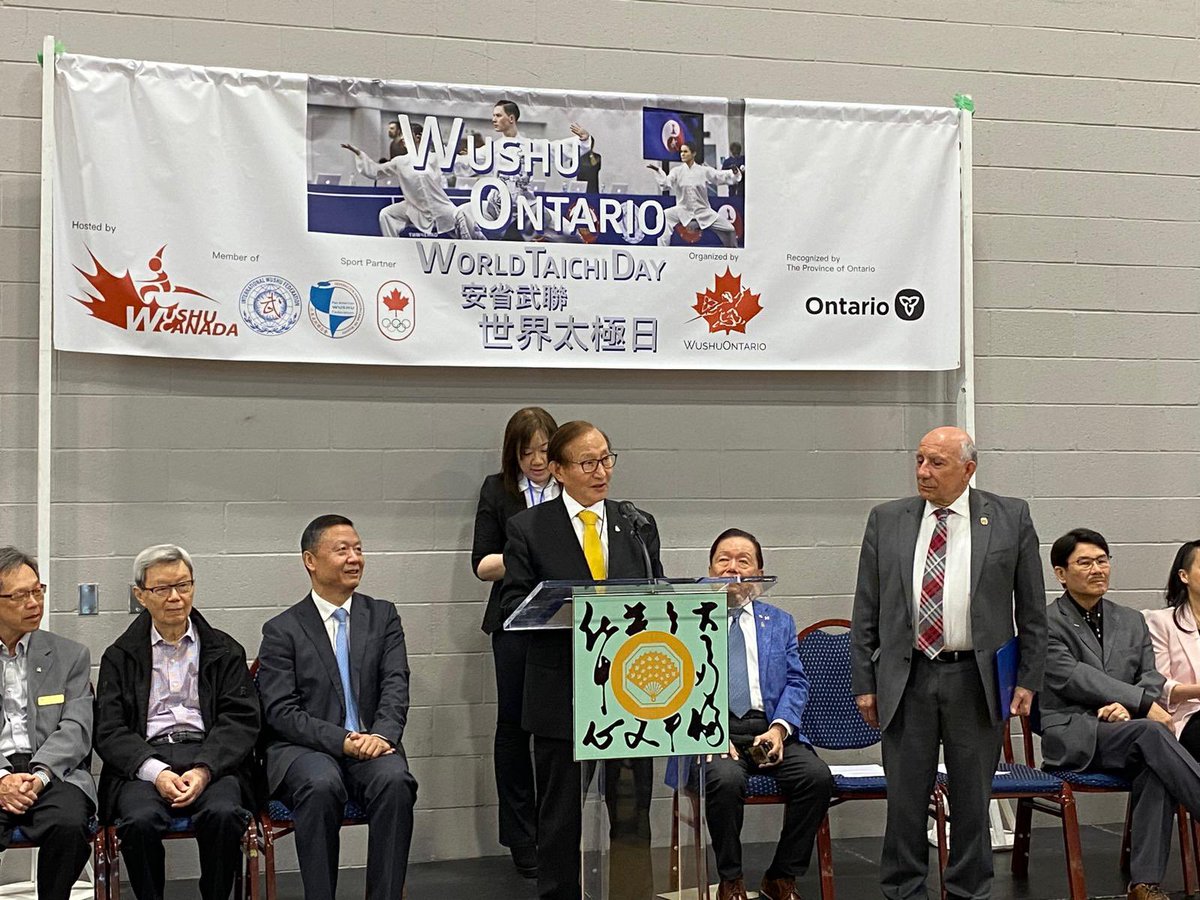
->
[[258, 515, 417, 900], [0, 547, 95, 900], [1041, 527, 1200, 900], [851, 427, 1047, 900]]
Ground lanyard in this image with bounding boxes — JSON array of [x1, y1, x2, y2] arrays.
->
[[526, 481, 550, 506]]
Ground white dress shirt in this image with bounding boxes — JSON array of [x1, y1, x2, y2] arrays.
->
[[311, 590, 353, 651], [0, 634, 50, 786], [518, 475, 560, 508], [561, 493, 609, 570], [911, 490, 973, 651], [729, 599, 792, 736]]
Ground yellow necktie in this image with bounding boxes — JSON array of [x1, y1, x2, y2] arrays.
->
[[578, 509, 606, 579]]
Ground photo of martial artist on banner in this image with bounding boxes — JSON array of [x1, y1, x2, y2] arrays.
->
[[305, 77, 746, 247]]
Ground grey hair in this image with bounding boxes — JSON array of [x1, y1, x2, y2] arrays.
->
[[0, 547, 38, 581], [132, 544, 194, 587], [960, 434, 978, 464]]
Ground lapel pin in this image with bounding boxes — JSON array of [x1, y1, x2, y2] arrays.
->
[[614, 525, 621, 533], [979, 516, 989, 526], [35, 667, 42, 673]]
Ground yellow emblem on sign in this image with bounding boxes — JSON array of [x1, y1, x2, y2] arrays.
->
[[611, 630, 695, 720]]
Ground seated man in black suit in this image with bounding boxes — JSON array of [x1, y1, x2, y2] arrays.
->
[[257, 515, 417, 900], [1041, 527, 1200, 900], [95, 543, 259, 900]]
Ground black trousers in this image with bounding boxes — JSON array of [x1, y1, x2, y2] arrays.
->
[[493, 629, 537, 850], [880, 655, 1004, 900], [1178, 713, 1200, 763], [278, 748, 417, 900], [1089, 719, 1200, 884], [705, 712, 834, 882], [532, 736, 652, 900], [113, 743, 250, 900], [0, 754, 93, 900]]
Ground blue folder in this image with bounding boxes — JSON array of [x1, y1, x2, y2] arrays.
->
[[996, 636, 1019, 719]]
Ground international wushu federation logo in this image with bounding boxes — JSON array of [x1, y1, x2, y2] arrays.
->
[[240, 275, 302, 335], [377, 280, 415, 341], [611, 631, 695, 720], [309, 280, 364, 338]]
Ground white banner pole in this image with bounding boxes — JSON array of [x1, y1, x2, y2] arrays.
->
[[38, 35, 57, 628], [956, 95, 976, 444]]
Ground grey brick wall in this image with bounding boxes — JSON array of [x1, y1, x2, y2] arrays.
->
[[1, 0, 1197, 874]]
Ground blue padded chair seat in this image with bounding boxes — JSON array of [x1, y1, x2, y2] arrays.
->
[[166, 816, 195, 834], [936, 763, 1063, 793], [10, 817, 102, 845], [1044, 768, 1130, 790], [266, 799, 367, 821], [832, 774, 888, 794], [746, 774, 780, 798]]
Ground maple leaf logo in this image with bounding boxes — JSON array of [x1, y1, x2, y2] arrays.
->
[[72, 249, 157, 330], [383, 288, 410, 312], [691, 268, 762, 335]]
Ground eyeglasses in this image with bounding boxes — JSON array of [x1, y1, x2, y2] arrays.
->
[[141, 580, 196, 598], [1070, 556, 1111, 571], [570, 453, 618, 474], [0, 585, 46, 604]]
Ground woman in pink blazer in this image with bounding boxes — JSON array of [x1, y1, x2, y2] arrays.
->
[[1144, 539, 1200, 760]]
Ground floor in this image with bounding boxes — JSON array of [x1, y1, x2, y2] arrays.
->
[[161, 823, 1179, 899]]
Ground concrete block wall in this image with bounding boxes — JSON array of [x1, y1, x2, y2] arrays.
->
[[1, 0, 1198, 875]]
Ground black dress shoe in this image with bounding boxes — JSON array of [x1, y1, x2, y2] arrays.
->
[[511, 845, 538, 878]]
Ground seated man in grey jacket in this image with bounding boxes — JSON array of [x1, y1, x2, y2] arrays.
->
[[1041, 528, 1200, 900], [0, 547, 95, 900]]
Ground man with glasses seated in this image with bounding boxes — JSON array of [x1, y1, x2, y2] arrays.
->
[[500, 420, 664, 900], [1041, 528, 1200, 900], [705, 529, 833, 900], [95, 544, 260, 900], [0, 547, 95, 900]]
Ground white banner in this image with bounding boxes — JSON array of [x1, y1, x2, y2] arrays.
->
[[53, 54, 962, 370]]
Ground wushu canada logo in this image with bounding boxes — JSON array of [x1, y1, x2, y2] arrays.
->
[[71, 246, 238, 336], [377, 280, 415, 341], [690, 267, 762, 335]]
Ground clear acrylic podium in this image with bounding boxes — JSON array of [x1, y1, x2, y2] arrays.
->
[[506, 576, 777, 900]]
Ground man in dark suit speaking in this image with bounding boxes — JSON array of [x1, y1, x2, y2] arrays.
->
[[851, 427, 1047, 900], [258, 515, 417, 900], [500, 420, 664, 900]]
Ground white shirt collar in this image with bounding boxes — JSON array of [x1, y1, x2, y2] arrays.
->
[[311, 589, 352, 622], [150, 618, 196, 647], [517, 474, 560, 504], [924, 488, 971, 520], [562, 492, 605, 524]]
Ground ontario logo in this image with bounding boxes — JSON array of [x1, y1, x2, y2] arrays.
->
[[690, 268, 762, 335], [72, 246, 238, 336]]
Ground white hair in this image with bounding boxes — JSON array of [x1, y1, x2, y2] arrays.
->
[[132, 544, 194, 587]]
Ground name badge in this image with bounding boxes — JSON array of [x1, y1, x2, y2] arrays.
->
[[37, 694, 65, 706]]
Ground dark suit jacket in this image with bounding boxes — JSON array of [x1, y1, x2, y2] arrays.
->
[[257, 592, 410, 792], [850, 488, 1047, 730], [472, 472, 527, 634], [1040, 593, 1165, 770], [94, 609, 260, 821], [499, 495, 664, 740]]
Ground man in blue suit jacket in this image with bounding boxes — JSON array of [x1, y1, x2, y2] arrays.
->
[[705, 529, 833, 900]]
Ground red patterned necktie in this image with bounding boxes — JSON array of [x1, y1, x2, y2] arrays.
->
[[917, 508, 951, 658]]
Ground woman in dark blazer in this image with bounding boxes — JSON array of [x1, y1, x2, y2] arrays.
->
[[471, 406, 559, 878]]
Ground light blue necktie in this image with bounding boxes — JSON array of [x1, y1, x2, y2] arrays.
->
[[728, 606, 752, 717], [332, 607, 361, 732]]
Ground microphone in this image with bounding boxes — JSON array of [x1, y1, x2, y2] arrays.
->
[[617, 501, 652, 536], [617, 501, 656, 581]]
